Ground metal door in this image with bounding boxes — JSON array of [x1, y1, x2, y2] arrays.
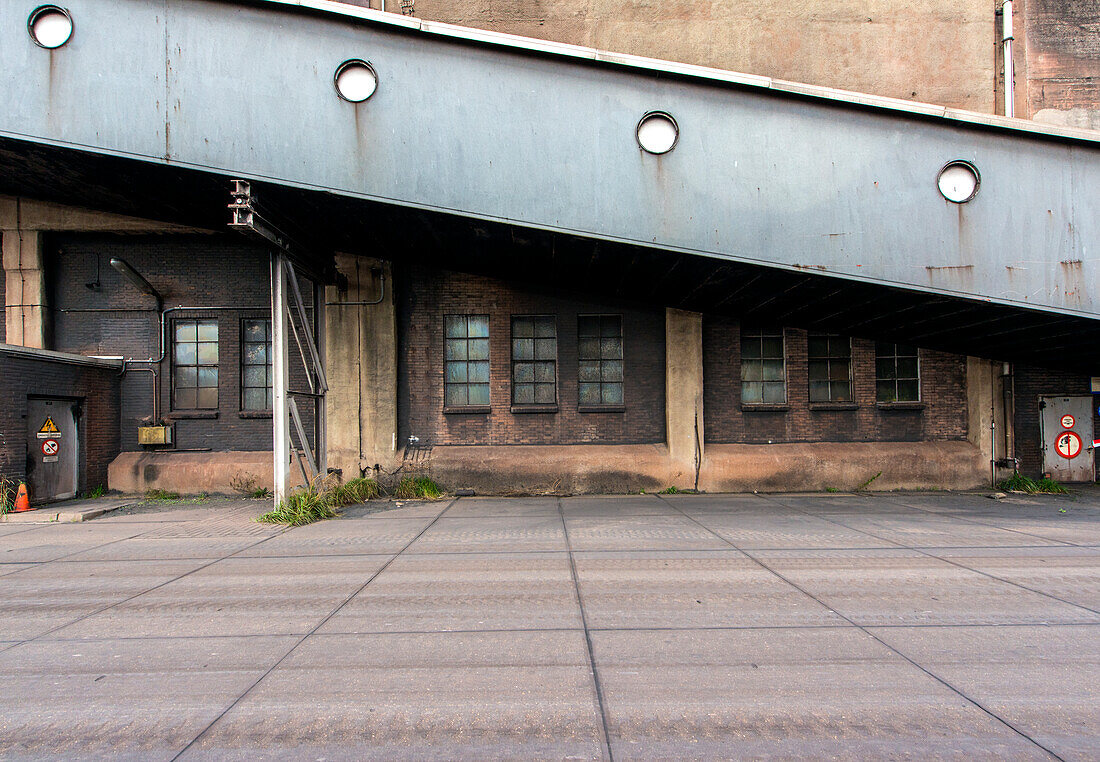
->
[[26, 397, 79, 503], [1039, 396, 1095, 483]]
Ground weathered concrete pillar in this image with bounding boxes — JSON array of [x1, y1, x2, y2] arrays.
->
[[967, 356, 1009, 487], [2, 227, 47, 348], [325, 255, 397, 479], [665, 308, 704, 488]]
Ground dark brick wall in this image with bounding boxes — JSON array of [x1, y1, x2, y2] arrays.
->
[[397, 265, 666, 446], [0, 351, 121, 492], [44, 233, 316, 453], [703, 315, 968, 444], [1012, 366, 1097, 479]]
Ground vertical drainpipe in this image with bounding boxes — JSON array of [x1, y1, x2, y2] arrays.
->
[[1002, 0, 1015, 118]]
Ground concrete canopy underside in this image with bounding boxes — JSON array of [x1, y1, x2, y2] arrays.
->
[[1, 0, 1099, 372]]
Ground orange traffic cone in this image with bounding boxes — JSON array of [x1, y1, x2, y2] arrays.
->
[[13, 482, 32, 512]]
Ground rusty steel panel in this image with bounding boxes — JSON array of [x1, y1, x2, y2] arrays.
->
[[0, 0, 1098, 317]]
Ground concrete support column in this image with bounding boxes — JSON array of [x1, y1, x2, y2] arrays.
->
[[2, 227, 48, 348], [325, 255, 397, 479], [665, 308, 704, 489], [967, 356, 1011, 487]]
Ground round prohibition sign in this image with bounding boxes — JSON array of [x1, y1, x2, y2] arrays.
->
[[1055, 431, 1082, 459], [1061, 414, 1076, 429], [41, 439, 59, 456]]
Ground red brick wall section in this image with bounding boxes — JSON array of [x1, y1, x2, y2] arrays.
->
[[0, 352, 121, 492], [702, 315, 968, 444], [45, 233, 316, 453], [1012, 365, 1097, 479], [397, 266, 667, 446]]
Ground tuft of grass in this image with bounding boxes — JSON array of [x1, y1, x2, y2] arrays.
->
[[83, 485, 107, 499], [257, 484, 337, 527], [331, 477, 381, 504], [0, 476, 17, 514], [257, 476, 385, 527], [144, 488, 181, 501], [659, 486, 681, 494], [824, 487, 840, 493], [855, 471, 883, 492], [393, 477, 443, 500], [998, 472, 1068, 494]]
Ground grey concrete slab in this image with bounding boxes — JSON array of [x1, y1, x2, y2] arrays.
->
[[183, 631, 605, 760], [0, 562, 38, 579], [341, 500, 451, 519], [687, 511, 894, 549], [408, 515, 567, 553], [827, 514, 1069, 548], [664, 493, 841, 514], [62, 536, 271, 562], [926, 546, 1100, 612], [869, 624, 1100, 760], [758, 549, 1100, 626], [0, 559, 211, 642], [565, 515, 732, 551], [45, 556, 390, 639], [443, 496, 561, 518], [591, 627, 1049, 759], [561, 494, 675, 516], [0, 523, 148, 562], [234, 517, 433, 557], [318, 552, 581, 634], [0, 635, 297, 761], [574, 551, 844, 629]]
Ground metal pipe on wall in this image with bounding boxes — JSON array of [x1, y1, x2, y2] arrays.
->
[[1002, 0, 1015, 118]]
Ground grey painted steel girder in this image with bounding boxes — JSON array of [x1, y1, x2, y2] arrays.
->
[[2, 0, 1099, 318]]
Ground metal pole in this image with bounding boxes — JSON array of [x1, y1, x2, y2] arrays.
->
[[314, 280, 328, 477], [272, 253, 291, 504], [1002, 1, 1015, 118]]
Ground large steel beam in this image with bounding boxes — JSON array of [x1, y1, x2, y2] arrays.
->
[[1, 0, 1099, 317]]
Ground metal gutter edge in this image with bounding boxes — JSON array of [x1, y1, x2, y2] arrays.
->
[[251, 0, 1100, 146], [0, 343, 125, 369]]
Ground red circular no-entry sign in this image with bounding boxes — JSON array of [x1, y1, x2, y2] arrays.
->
[[41, 439, 59, 456], [1055, 431, 1082, 459]]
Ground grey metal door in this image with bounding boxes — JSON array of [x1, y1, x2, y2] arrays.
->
[[26, 397, 79, 503], [1039, 396, 1095, 483]]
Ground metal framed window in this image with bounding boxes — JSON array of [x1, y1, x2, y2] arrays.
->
[[444, 314, 490, 407], [876, 343, 920, 402], [172, 318, 219, 409], [241, 318, 273, 411], [807, 333, 852, 402], [511, 316, 557, 406], [578, 315, 623, 406], [740, 328, 786, 404]]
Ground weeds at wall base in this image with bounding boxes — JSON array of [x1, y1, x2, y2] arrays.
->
[[257, 475, 442, 527], [996, 471, 1069, 494]]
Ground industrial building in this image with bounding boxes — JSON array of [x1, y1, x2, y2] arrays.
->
[[1, 0, 1098, 503]]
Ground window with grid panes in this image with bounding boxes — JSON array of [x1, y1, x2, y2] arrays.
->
[[444, 315, 490, 407], [173, 319, 219, 409], [807, 333, 852, 402], [740, 328, 785, 404], [876, 343, 920, 402], [578, 315, 623, 406], [511, 316, 557, 406], [241, 319, 273, 410]]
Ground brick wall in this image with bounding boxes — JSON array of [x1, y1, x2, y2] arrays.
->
[[45, 233, 315, 453], [703, 315, 968, 444], [397, 265, 666, 446], [1012, 366, 1097, 479], [0, 350, 121, 492]]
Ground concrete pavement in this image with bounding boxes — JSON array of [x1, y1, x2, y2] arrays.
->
[[0, 492, 1097, 759]]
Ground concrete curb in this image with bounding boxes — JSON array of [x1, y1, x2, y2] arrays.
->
[[0, 499, 137, 524]]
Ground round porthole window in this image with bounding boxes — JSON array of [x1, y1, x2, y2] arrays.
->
[[636, 111, 679, 155], [28, 5, 73, 49], [937, 161, 980, 203], [334, 60, 378, 103]]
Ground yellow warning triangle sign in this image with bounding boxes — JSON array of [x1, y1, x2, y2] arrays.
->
[[39, 416, 60, 434]]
